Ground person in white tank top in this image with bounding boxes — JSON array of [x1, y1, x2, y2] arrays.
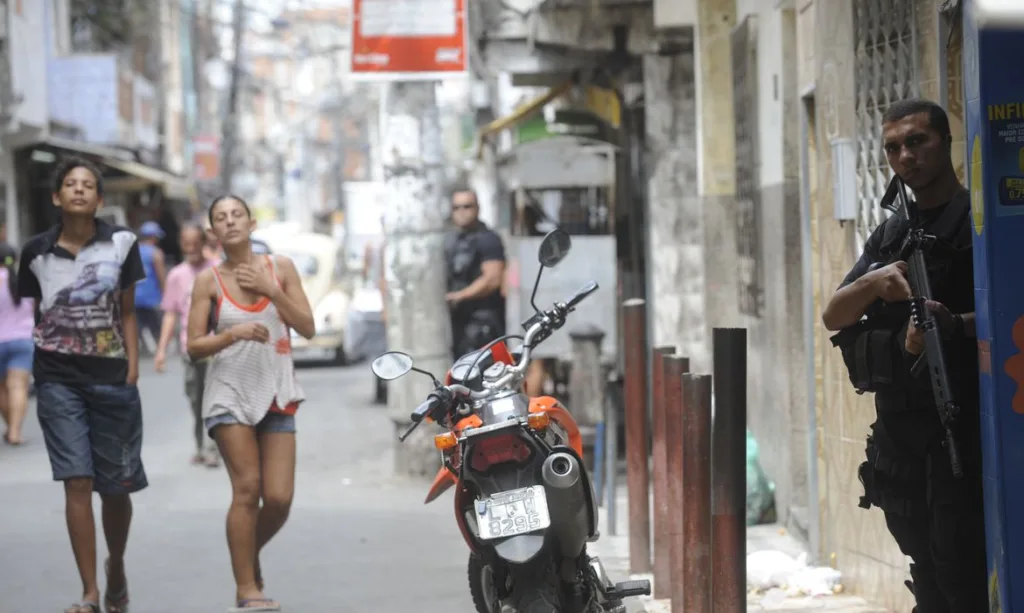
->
[[186, 195, 315, 612]]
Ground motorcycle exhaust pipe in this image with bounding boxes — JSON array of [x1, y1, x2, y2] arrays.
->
[[541, 452, 590, 559], [542, 452, 581, 488]]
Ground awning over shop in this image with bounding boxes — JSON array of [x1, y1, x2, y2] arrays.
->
[[101, 158, 195, 202], [23, 137, 196, 205], [475, 80, 575, 159]]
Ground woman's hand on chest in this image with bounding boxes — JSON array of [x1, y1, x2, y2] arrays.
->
[[229, 259, 280, 300]]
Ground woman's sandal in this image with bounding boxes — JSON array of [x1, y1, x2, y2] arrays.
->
[[64, 603, 100, 613], [103, 558, 130, 613], [228, 599, 281, 612]]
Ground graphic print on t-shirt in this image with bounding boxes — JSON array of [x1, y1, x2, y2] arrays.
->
[[30, 232, 137, 358]]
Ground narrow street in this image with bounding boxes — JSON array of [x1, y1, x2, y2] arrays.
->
[[0, 359, 473, 613]]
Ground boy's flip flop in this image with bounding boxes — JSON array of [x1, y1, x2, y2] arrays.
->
[[64, 603, 100, 613], [104, 558, 130, 613], [229, 599, 281, 612]]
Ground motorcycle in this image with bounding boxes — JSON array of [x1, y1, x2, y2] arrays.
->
[[370, 229, 651, 613]]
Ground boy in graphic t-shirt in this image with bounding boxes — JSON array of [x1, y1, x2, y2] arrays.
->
[[17, 156, 146, 613]]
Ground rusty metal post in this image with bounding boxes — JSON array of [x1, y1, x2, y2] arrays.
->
[[622, 299, 651, 572], [662, 355, 690, 612], [651, 345, 676, 599], [711, 328, 747, 613], [682, 373, 713, 613]]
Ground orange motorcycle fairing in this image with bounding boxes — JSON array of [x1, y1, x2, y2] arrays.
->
[[425, 467, 457, 504], [490, 341, 516, 367], [529, 396, 584, 458]]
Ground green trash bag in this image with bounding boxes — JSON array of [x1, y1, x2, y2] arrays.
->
[[746, 429, 777, 526]]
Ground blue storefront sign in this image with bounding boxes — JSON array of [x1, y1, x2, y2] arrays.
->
[[964, 1, 1024, 610]]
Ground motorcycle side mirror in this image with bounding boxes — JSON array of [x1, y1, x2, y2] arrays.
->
[[370, 351, 443, 387], [538, 229, 572, 268], [529, 229, 573, 313], [371, 352, 414, 380]]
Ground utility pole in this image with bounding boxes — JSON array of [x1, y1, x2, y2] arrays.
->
[[220, 0, 245, 193], [329, 51, 348, 254], [381, 81, 452, 477]]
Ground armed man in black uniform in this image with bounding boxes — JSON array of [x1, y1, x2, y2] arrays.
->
[[444, 187, 507, 358], [823, 99, 987, 612]]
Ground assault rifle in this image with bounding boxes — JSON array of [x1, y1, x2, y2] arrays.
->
[[869, 175, 963, 479]]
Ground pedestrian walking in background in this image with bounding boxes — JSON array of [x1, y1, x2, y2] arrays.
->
[[203, 226, 222, 263], [134, 220, 167, 353], [0, 242, 34, 446], [186, 195, 315, 611], [154, 223, 220, 467], [17, 156, 146, 613]]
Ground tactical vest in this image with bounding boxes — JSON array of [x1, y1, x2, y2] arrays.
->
[[830, 193, 973, 398], [444, 225, 504, 326], [445, 229, 477, 295]]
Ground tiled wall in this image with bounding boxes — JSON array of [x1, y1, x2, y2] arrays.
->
[[806, 1, 962, 610]]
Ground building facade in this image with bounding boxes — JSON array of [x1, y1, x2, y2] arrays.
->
[[469, 0, 968, 609], [1, 0, 197, 251], [644, 0, 965, 609]]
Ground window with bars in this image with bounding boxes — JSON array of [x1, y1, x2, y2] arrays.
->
[[853, 0, 919, 248]]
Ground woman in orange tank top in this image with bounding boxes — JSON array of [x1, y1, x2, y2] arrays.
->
[[186, 196, 315, 611]]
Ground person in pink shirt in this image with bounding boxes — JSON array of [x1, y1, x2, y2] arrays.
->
[[0, 243, 34, 445], [154, 224, 219, 466]]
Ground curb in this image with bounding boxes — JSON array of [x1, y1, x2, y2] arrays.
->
[[641, 594, 888, 612]]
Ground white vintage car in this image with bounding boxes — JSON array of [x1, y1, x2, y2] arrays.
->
[[253, 226, 350, 365]]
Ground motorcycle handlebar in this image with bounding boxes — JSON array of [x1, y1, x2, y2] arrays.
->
[[566, 280, 599, 309], [399, 280, 600, 441], [410, 395, 441, 423]]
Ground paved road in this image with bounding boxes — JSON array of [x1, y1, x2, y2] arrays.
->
[[0, 359, 474, 613]]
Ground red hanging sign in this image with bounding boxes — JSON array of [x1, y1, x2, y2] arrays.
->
[[350, 0, 468, 80]]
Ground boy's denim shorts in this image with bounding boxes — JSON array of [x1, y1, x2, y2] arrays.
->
[[36, 382, 148, 495], [205, 411, 296, 438]]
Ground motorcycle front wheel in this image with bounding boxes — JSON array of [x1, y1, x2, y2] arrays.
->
[[468, 552, 562, 613]]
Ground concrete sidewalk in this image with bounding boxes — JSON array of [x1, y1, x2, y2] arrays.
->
[[588, 482, 888, 613]]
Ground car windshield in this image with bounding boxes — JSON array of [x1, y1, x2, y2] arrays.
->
[[279, 251, 320, 277]]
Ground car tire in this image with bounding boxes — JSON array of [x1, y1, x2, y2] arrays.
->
[[332, 345, 347, 366]]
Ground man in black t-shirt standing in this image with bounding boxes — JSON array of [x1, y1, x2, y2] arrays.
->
[[823, 100, 987, 612], [444, 187, 507, 359], [17, 157, 146, 613]]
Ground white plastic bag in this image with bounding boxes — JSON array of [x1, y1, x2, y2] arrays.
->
[[747, 550, 843, 597]]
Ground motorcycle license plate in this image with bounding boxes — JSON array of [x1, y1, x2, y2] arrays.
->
[[476, 485, 551, 541]]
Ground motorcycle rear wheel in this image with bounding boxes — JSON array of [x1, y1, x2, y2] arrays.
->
[[468, 553, 562, 613], [469, 553, 499, 613]]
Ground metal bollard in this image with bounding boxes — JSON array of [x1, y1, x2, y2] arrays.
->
[[604, 379, 619, 535], [622, 299, 651, 572], [682, 373, 713, 613], [711, 328, 748, 613], [651, 345, 676, 599], [663, 355, 690, 613], [594, 420, 606, 503]]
